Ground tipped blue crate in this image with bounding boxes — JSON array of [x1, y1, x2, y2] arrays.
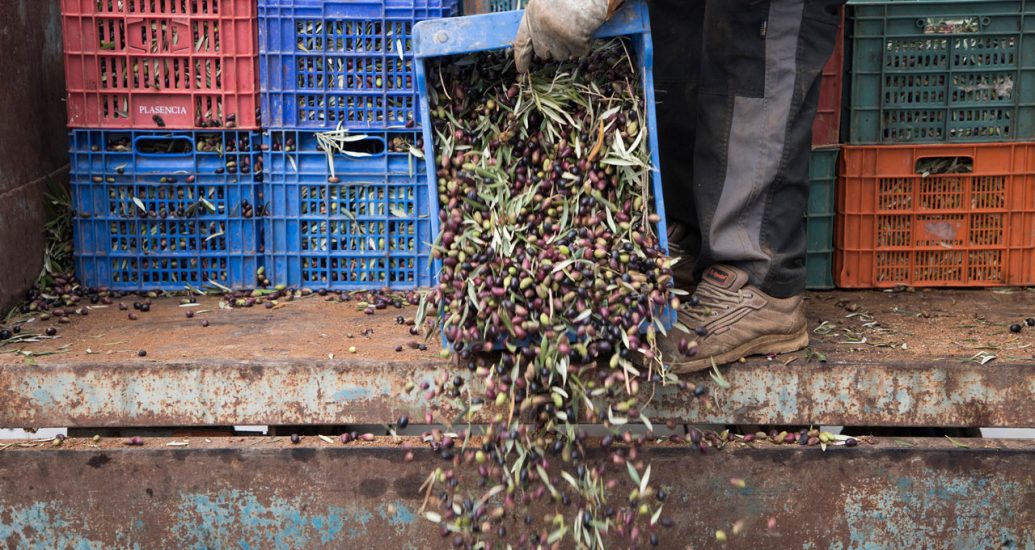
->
[[70, 130, 263, 291], [258, 0, 460, 130], [263, 129, 432, 289], [413, 0, 674, 343]]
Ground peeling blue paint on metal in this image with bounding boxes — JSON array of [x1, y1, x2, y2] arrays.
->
[[333, 386, 374, 402], [775, 375, 797, 419], [843, 475, 1033, 549], [330, 375, 398, 403], [346, 509, 374, 539], [894, 386, 912, 415], [999, 527, 1035, 550], [175, 490, 356, 548], [31, 388, 55, 410], [377, 502, 416, 527], [0, 502, 105, 550]]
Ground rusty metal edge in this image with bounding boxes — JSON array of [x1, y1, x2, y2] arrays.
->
[[2, 439, 1034, 549], [4, 357, 1035, 428]]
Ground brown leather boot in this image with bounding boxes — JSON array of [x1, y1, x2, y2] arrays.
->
[[659, 264, 808, 373], [670, 256, 697, 291], [666, 221, 696, 289]]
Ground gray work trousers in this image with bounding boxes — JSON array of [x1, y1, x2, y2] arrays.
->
[[649, 0, 845, 297]]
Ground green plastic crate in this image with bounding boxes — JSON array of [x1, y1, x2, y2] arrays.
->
[[463, 0, 525, 13], [488, 0, 525, 9], [848, 0, 1035, 143], [806, 147, 838, 289]]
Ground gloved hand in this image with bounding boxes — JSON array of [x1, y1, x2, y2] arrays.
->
[[513, 0, 623, 73]]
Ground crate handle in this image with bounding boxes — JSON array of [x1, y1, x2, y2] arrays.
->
[[914, 156, 974, 176], [321, 135, 387, 159], [126, 18, 192, 53], [915, 16, 990, 34], [133, 135, 195, 157]]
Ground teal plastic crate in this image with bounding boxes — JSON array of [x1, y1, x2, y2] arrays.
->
[[806, 147, 838, 289], [849, 0, 1035, 143], [486, 0, 526, 11]]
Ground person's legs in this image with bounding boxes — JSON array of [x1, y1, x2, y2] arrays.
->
[[692, 0, 843, 297], [658, 0, 845, 372]]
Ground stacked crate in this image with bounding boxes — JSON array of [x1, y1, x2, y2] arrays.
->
[[837, 0, 1035, 288], [805, 6, 846, 289], [258, 0, 459, 289], [62, 0, 263, 290]]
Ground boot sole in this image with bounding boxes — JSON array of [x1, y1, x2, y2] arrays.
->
[[670, 327, 810, 374]]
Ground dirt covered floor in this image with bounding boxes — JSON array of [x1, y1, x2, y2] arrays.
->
[[2, 288, 1035, 366]]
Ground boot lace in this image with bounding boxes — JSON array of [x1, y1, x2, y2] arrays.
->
[[681, 283, 746, 324]]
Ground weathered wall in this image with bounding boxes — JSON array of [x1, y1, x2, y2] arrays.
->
[[2, 441, 1035, 549], [0, 1, 68, 312]]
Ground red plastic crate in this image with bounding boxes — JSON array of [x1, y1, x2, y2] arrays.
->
[[836, 143, 1035, 288], [61, 0, 259, 130], [812, 6, 843, 147]]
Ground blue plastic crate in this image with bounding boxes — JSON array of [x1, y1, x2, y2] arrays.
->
[[263, 129, 433, 289], [413, 0, 674, 343], [258, 0, 460, 130], [70, 130, 263, 291]]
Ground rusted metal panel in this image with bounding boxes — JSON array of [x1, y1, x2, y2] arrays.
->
[[0, 359, 462, 428], [0, 176, 50, 313], [5, 358, 1035, 428], [0, 0, 67, 195], [1, 439, 1034, 548], [0, 0, 68, 312], [647, 359, 1035, 428]]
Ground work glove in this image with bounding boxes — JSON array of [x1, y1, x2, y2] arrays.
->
[[513, 0, 624, 73]]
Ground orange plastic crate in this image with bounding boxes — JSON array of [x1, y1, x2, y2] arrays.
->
[[836, 143, 1035, 288]]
